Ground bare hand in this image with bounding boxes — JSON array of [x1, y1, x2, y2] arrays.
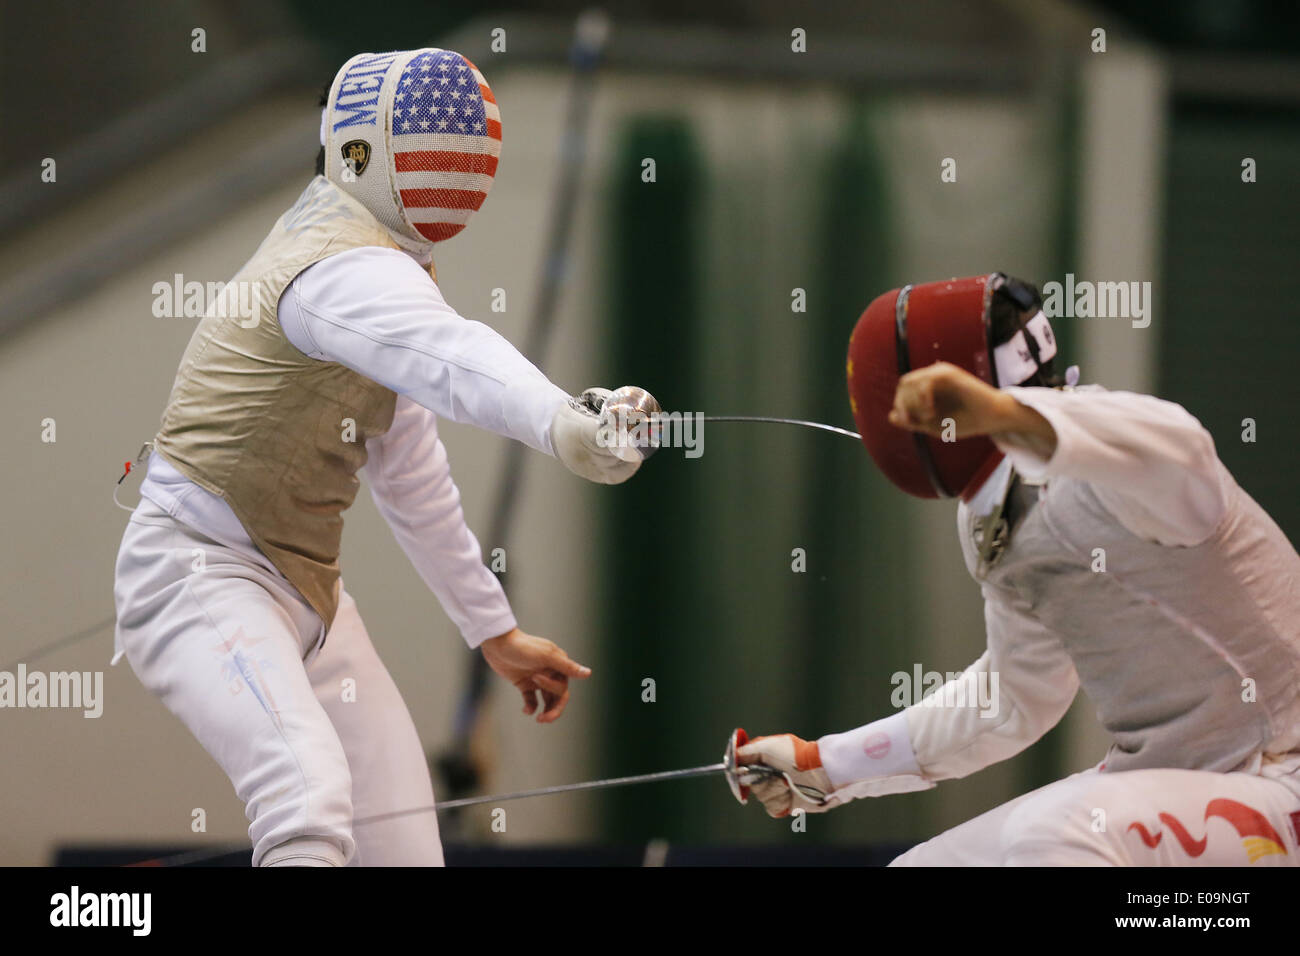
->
[[479, 628, 591, 724], [888, 362, 1011, 439], [888, 361, 1057, 460]]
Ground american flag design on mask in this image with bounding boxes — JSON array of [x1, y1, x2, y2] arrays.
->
[[324, 48, 502, 248], [390, 49, 502, 242]]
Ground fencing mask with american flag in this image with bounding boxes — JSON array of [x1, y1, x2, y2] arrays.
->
[[322, 49, 502, 253]]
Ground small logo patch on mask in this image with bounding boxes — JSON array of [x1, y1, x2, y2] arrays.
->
[[341, 140, 371, 176]]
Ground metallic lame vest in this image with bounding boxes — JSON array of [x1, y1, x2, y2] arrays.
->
[[959, 465, 1300, 774], [154, 177, 426, 627]]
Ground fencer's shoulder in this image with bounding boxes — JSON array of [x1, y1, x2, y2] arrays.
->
[[1018, 382, 1108, 399], [299, 245, 443, 302], [1081, 385, 1208, 426], [1062, 382, 1182, 404], [319, 243, 431, 276], [1031, 383, 1200, 418]]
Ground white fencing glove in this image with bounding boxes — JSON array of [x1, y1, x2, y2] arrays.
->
[[736, 732, 836, 818], [550, 387, 641, 485]]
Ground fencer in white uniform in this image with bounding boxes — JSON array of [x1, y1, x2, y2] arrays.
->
[[735, 274, 1300, 866], [114, 48, 643, 867]]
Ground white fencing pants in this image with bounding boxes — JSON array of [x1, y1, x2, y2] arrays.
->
[[114, 498, 442, 866], [891, 766, 1300, 866]]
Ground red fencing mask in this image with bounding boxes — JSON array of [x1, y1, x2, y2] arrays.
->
[[846, 274, 1017, 500]]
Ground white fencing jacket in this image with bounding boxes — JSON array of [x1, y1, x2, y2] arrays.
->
[[820, 386, 1300, 802]]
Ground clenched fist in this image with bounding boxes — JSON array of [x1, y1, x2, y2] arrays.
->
[[890, 361, 1057, 458]]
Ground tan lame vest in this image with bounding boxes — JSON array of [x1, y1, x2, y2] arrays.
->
[[154, 176, 435, 627]]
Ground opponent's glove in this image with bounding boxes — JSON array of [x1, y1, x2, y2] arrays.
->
[[550, 387, 641, 485], [736, 732, 836, 818]]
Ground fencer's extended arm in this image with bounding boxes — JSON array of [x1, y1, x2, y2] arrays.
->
[[280, 246, 570, 455], [363, 395, 517, 648], [819, 595, 1079, 803], [994, 385, 1229, 546]]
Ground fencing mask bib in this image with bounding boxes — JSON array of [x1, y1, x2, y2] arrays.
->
[[323, 48, 502, 254], [846, 273, 1059, 500]]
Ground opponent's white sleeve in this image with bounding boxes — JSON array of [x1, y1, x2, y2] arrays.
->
[[994, 386, 1229, 546], [279, 245, 570, 455], [363, 394, 516, 648], [819, 593, 1079, 801]]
